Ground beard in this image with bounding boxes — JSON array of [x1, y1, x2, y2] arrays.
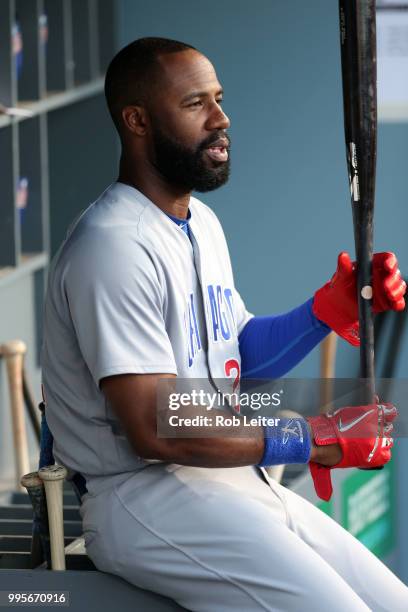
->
[[150, 124, 230, 192]]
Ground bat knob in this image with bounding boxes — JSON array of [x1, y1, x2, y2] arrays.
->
[[21, 471, 43, 489], [38, 465, 67, 482], [0, 339, 27, 357]]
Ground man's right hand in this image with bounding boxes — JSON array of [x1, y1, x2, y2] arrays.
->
[[307, 403, 397, 501]]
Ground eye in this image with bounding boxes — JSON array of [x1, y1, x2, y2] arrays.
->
[[188, 100, 203, 107]]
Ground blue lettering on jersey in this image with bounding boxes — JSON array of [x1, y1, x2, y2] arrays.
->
[[207, 285, 234, 342], [217, 285, 231, 340], [224, 288, 235, 325], [187, 293, 202, 367], [207, 285, 220, 341]]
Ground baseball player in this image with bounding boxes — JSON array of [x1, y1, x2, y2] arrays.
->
[[42, 38, 408, 610]]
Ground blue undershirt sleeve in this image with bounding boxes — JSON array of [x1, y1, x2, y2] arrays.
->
[[239, 298, 331, 378]]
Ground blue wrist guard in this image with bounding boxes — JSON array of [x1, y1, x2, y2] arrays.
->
[[257, 417, 312, 467]]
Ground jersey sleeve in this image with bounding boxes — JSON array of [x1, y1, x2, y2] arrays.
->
[[63, 232, 177, 386]]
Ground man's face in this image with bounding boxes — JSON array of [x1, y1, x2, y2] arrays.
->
[[147, 50, 231, 192]]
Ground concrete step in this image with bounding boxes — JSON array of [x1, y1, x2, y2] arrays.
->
[[0, 535, 77, 552], [0, 504, 80, 521], [10, 491, 78, 506], [0, 519, 82, 537], [0, 552, 96, 571]]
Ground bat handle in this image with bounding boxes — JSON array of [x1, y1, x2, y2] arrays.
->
[[1, 340, 30, 490], [319, 332, 338, 413], [358, 276, 376, 396], [38, 465, 67, 570]]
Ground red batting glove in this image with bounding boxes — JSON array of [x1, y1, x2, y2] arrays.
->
[[372, 252, 406, 312], [312, 251, 406, 346], [307, 403, 397, 501]]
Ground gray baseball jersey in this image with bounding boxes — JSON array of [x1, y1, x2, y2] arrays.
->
[[42, 181, 253, 480]]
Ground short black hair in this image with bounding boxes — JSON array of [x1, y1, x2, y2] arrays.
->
[[104, 37, 197, 134]]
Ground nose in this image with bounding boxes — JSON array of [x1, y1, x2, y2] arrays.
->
[[206, 102, 230, 131]]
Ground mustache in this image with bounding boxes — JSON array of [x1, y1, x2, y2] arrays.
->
[[198, 133, 231, 152]]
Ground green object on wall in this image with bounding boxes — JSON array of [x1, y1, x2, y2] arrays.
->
[[342, 460, 395, 558], [318, 498, 334, 518]]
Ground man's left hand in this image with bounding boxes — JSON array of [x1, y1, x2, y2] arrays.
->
[[312, 251, 406, 346]]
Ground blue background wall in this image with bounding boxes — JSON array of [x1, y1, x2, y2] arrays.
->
[[118, 0, 408, 581]]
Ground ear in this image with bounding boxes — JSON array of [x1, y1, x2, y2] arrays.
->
[[121, 105, 148, 136]]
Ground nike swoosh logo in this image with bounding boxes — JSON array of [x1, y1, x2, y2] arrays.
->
[[338, 409, 374, 433]]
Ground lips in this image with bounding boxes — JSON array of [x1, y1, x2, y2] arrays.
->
[[205, 138, 229, 163]]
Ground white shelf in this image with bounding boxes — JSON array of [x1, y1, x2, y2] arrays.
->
[[0, 78, 104, 129], [0, 252, 49, 288], [20, 78, 104, 115], [0, 114, 12, 129]]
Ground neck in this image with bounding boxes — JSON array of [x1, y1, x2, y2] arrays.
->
[[118, 154, 191, 220]]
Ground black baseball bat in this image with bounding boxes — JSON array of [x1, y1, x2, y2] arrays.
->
[[20, 471, 51, 569], [23, 367, 41, 443], [338, 0, 377, 402]]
